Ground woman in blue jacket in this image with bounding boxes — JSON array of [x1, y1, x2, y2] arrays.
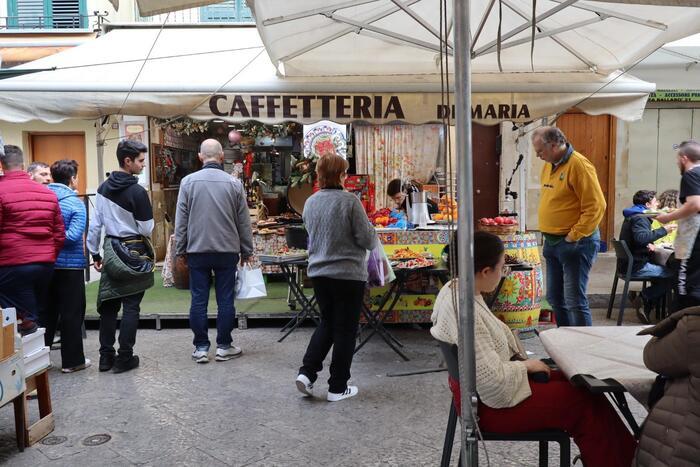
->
[[43, 159, 90, 372]]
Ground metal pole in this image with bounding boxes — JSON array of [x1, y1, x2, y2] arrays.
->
[[453, 0, 479, 466]]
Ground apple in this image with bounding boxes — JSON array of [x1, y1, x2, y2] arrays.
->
[[494, 216, 505, 224]]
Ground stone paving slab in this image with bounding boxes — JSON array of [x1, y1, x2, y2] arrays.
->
[[0, 309, 647, 466]]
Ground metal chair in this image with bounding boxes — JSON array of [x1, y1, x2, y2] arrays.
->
[[438, 342, 571, 467], [606, 239, 664, 325]]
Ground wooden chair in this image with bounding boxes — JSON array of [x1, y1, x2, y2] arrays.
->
[[438, 342, 571, 467]]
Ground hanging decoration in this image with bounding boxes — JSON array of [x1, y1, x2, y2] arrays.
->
[[155, 118, 209, 135], [232, 121, 299, 140], [228, 130, 243, 144], [289, 154, 318, 187]]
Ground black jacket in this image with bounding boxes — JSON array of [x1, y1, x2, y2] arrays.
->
[[619, 214, 667, 272]]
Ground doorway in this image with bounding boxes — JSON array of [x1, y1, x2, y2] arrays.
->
[[472, 123, 501, 221], [28, 133, 87, 195], [556, 112, 616, 244]]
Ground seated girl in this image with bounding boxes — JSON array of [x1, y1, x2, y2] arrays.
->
[[430, 231, 637, 467]]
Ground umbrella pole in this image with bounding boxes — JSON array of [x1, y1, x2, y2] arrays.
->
[[453, 0, 479, 466]]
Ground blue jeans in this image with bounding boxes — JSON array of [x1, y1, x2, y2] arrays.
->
[[636, 262, 673, 302], [543, 231, 599, 326], [187, 253, 239, 350]]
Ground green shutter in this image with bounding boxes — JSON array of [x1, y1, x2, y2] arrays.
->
[[200, 0, 252, 22], [7, 0, 86, 29]]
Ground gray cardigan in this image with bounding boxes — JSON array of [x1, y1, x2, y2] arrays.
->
[[175, 164, 253, 257], [303, 189, 376, 282]]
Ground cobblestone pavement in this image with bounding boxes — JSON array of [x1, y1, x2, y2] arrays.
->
[[0, 310, 647, 466]]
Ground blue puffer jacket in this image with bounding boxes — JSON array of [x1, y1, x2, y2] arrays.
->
[[48, 183, 87, 269]]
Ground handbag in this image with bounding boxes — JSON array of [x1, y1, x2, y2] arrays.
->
[[236, 265, 267, 299]]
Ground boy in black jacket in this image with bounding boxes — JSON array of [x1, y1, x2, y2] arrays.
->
[[619, 190, 676, 323]]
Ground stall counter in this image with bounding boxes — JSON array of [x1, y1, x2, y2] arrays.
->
[[368, 228, 452, 323]]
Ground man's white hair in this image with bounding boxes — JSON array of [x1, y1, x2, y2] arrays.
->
[[200, 139, 224, 160]]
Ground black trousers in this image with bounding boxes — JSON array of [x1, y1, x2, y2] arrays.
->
[[98, 291, 145, 360], [40, 269, 87, 369], [0, 263, 53, 324], [299, 277, 365, 393]]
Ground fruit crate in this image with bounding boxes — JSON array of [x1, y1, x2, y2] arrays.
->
[[478, 223, 518, 235]]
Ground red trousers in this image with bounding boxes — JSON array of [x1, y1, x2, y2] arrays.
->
[[448, 371, 637, 467]]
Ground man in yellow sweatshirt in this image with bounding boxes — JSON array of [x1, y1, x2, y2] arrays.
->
[[533, 127, 606, 326]]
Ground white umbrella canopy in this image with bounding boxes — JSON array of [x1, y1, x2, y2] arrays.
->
[[248, 0, 700, 77]]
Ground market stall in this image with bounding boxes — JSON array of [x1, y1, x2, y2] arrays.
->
[[0, 24, 665, 327]]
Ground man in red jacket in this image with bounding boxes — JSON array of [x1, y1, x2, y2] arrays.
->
[[0, 145, 65, 335]]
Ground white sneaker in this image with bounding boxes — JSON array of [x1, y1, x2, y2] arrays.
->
[[192, 349, 209, 364], [295, 374, 314, 397], [327, 386, 359, 402], [215, 346, 242, 361], [61, 358, 92, 373]]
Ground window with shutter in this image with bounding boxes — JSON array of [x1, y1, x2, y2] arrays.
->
[[7, 0, 86, 29], [199, 0, 252, 23], [51, 0, 82, 28], [9, 0, 44, 28]]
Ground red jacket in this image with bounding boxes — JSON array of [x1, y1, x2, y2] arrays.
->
[[0, 171, 65, 266]]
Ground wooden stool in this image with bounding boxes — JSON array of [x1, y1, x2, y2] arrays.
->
[[22, 369, 54, 446], [11, 393, 26, 451]]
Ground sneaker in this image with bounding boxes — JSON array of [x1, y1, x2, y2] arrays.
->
[[295, 374, 314, 397], [113, 355, 140, 374], [215, 346, 242, 361], [192, 348, 209, 364], [327, 386, 359, 402], [99, 354, 115, 372], [634, 295, 651, 324], [62, 358, 92, 374]]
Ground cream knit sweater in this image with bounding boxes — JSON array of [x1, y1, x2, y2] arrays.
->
[[430, 280, 532, 409]]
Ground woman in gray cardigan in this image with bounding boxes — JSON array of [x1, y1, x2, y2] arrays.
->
[[295, 154, 376, 402]]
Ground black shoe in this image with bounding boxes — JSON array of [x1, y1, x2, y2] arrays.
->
[[99, 354, 115, 372], [112, 355, 139, 374], [18, 320, 38, 337]]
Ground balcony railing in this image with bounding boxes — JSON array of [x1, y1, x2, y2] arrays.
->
[[0, 15, 89, 30]]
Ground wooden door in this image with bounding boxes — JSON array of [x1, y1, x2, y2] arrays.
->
[[556, 113, 616, 243], [472, 123, 501, 221], [29, 133, 87, 195]]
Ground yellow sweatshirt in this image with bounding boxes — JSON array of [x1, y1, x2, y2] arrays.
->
[[538, 150, 606, 241]]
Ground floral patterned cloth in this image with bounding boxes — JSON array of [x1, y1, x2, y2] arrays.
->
[[355, 124, 442, 210]]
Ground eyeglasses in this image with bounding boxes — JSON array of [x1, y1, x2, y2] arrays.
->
[[673, 140, 699, 150]]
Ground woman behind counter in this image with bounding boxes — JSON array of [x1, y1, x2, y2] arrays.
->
[[431, 231, 637, 467], [295, 154, 377, 402], [386, 178, 439, 215]]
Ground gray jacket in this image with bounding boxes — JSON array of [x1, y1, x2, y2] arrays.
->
[[175, 163, 253, 257], [303, 188, 376, 282]]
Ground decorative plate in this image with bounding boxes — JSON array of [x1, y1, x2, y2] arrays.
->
[[303, 124, 347, 158]]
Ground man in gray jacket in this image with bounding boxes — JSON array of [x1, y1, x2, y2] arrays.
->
[[175, 139, 254, 363]]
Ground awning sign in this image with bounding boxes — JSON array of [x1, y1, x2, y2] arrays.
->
[[195, 93, 552, 125], [649, 90, 700, 102]]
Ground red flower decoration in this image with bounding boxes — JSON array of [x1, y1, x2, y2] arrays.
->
[[314, 139, 336, 156]]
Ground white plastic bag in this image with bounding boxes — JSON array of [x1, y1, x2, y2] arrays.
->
[[235, 265, 267, 299]]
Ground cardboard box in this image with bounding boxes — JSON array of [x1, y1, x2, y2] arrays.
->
[[0, 308, 17, 362]]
